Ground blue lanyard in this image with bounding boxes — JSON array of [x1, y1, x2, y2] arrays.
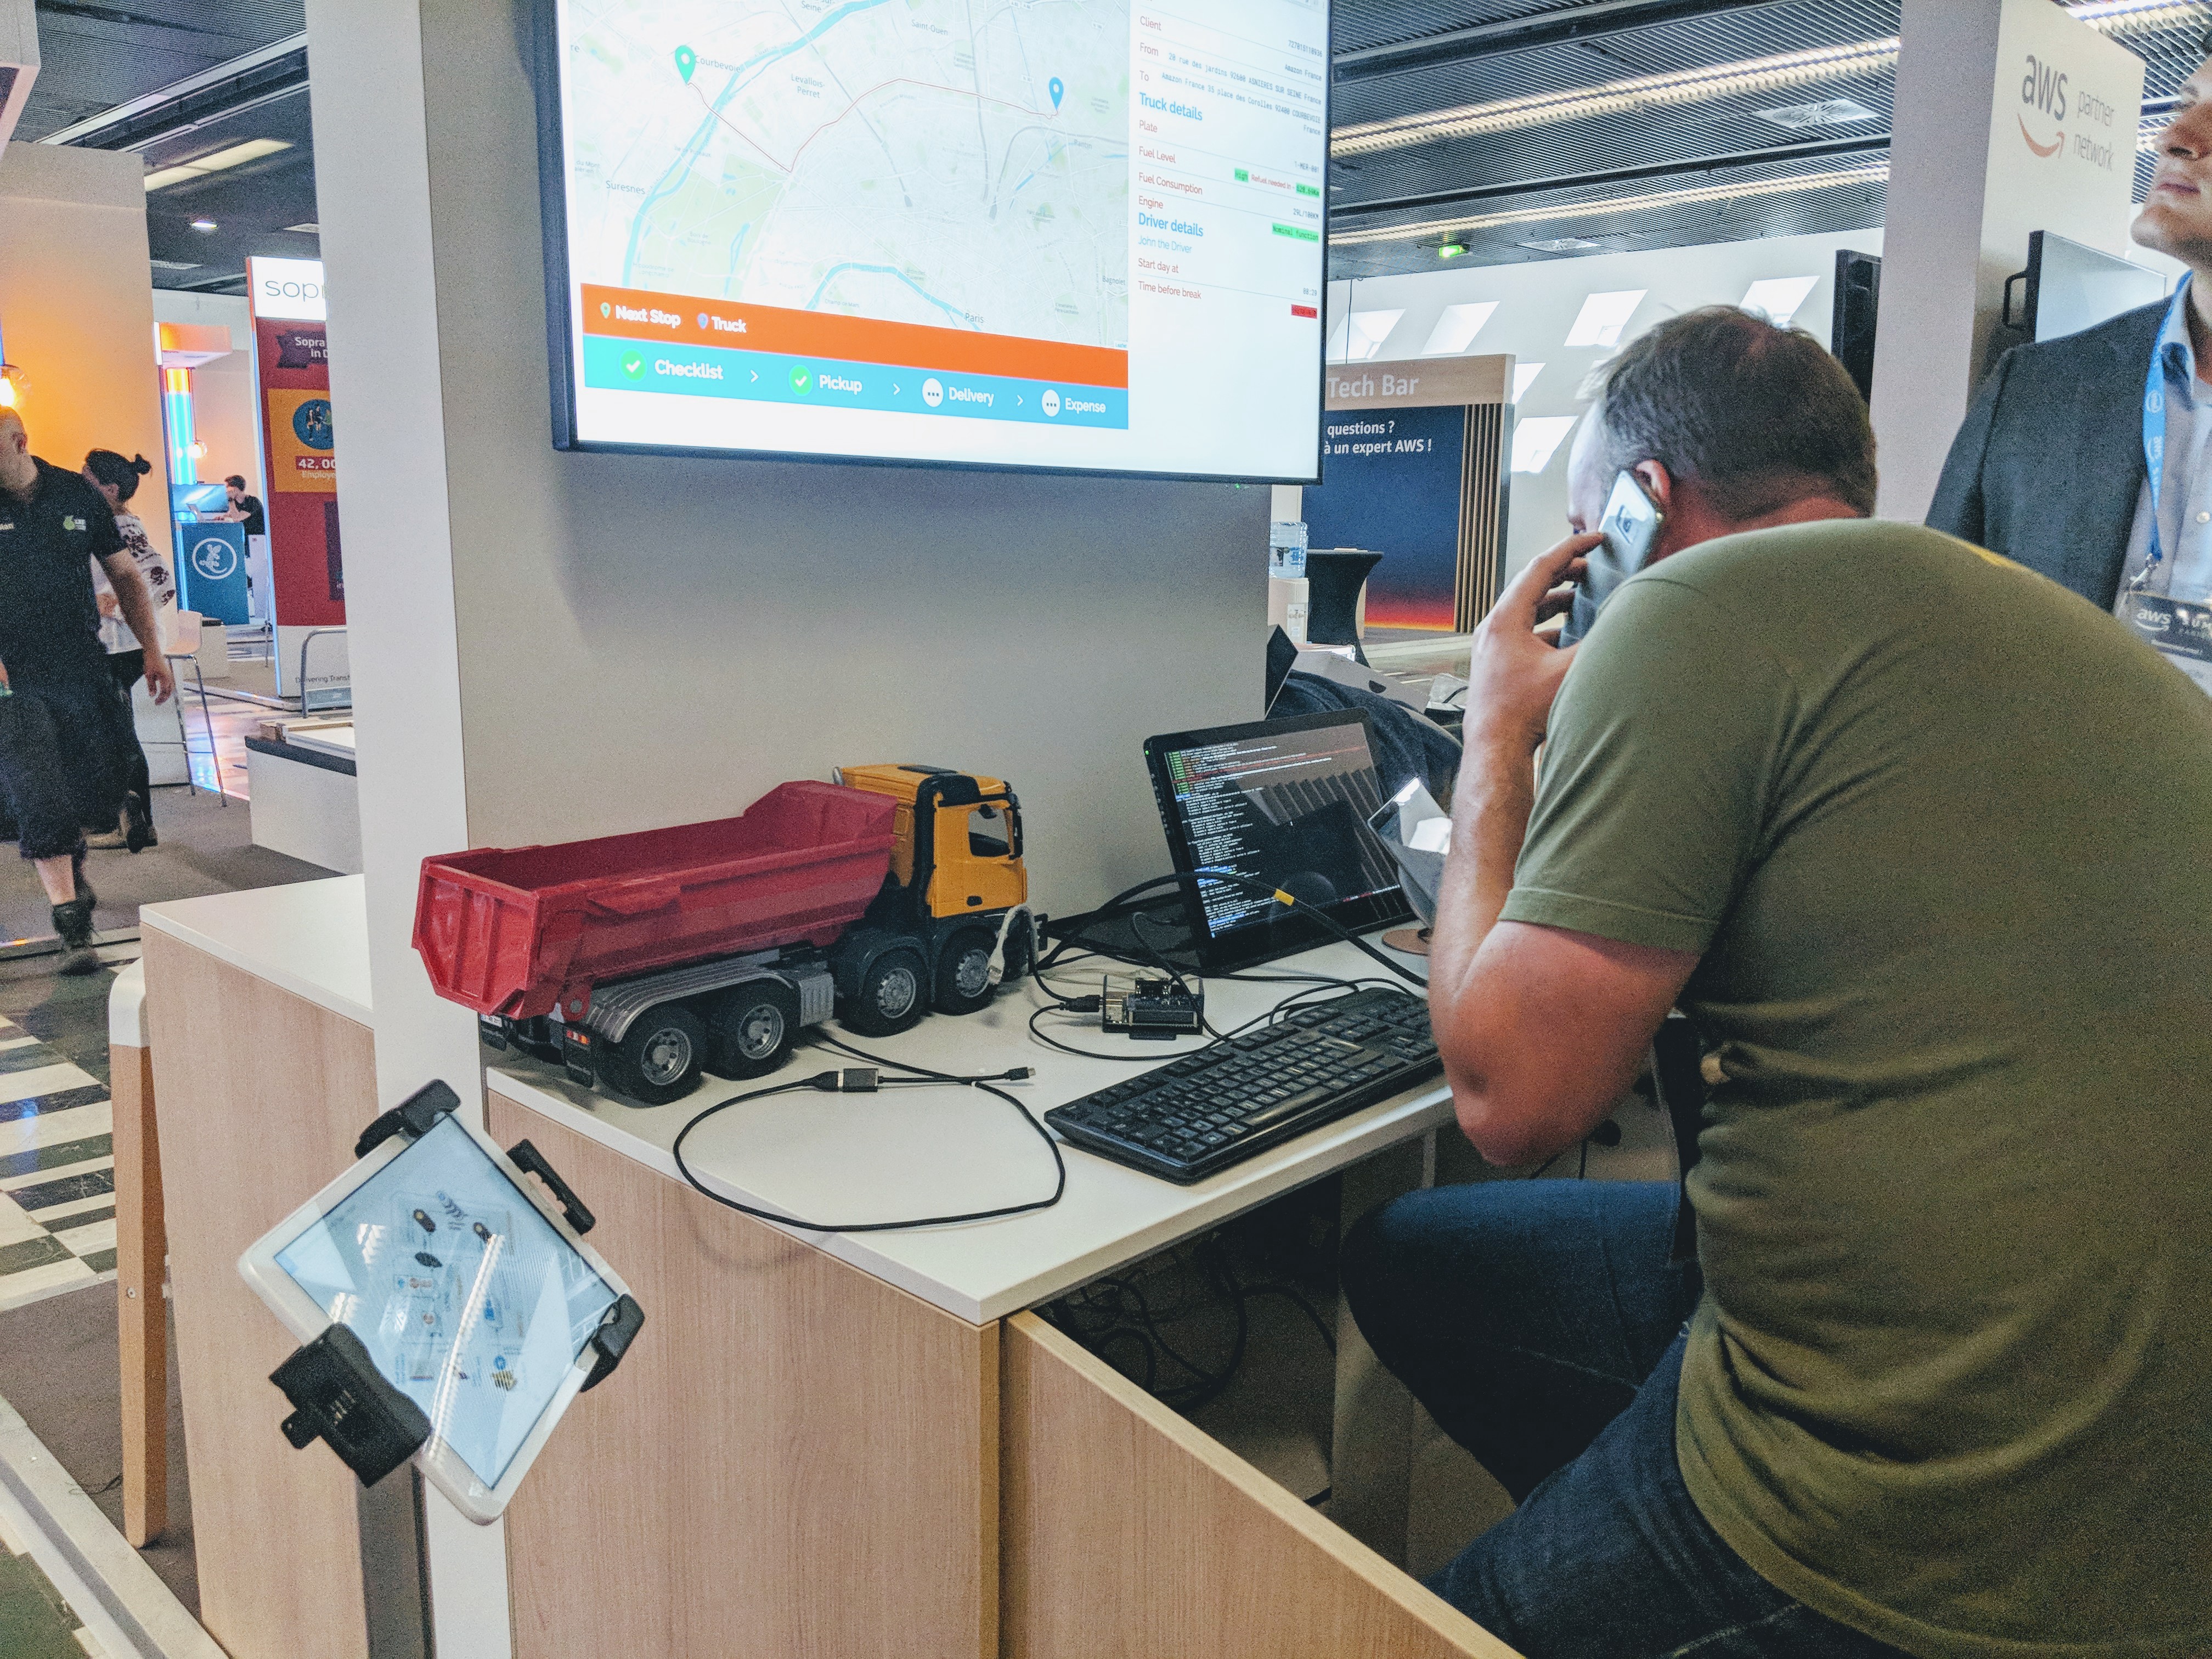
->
[[2137, 280, 2196, 593]]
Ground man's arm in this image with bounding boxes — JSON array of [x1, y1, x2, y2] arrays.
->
[[99, 552, 175, 704], [1430, 538, 1698, 1165]]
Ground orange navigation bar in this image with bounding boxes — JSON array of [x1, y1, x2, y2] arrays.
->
[[581, 284, 1128, 390]]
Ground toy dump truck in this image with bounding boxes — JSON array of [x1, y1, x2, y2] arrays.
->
[[413, 768, 1033, 1104]]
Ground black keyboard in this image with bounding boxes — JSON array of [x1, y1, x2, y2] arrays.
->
[[1045, 989, 1442, 1184]]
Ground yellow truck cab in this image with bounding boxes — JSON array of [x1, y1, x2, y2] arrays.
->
[[834, 764, 1028, 918], [827, 765, 1034, 1035]]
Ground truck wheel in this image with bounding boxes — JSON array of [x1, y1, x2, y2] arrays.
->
[[599, 1005, 707, 1105], [843, 947, 927, 1036], [933, 929, 998, 1015], [704, 982, 798, 1080]]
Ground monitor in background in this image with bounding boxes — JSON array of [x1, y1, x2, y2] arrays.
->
[[1831, 249, 1881, 403], [1144, 710, 1412, 973], [2022, 231, 2167, 343], [535, 0, 1328, 482]]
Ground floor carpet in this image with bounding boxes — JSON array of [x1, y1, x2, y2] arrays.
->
[[0, 1285, 196, 1616], [0, 780, 331, 948]]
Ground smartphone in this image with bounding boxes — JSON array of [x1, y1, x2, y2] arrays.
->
[[1559, 471, 1664, 645], [1590, 470, 1664, 595]]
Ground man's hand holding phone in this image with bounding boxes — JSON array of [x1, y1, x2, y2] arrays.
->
[[1469, 533, 1602, 757]]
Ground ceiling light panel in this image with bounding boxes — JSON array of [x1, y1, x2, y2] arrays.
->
[[143, 137, 292, 193], [1338, 308, 1407, 362], [1757, 97, 1880, 130], [1512, 416, 1579, 475], [1421, 302, 1499, 355], [1565, 290, 1648, 349], [1741, 276, 1822, 324], [1513, 363, 1545, 404]]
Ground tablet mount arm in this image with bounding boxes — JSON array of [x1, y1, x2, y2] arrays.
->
[[270, 1079, 645, 1485]]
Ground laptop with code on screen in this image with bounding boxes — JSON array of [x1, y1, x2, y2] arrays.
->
[[1143, 710, 1413, 974]]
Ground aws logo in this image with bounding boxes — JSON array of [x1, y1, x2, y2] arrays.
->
[[2019, 53, 2069, 158]]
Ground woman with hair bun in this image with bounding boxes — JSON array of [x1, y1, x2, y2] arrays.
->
[[82, 449, 172, 851]]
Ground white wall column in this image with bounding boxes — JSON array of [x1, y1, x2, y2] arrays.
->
[[305, 3, 509, 1655]]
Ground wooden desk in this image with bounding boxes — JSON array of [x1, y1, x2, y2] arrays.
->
[[140, 879, 385, 1659], [483, 940, 1521, 1659]]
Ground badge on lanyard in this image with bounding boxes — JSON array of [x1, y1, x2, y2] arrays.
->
[[2121, 592, 2212, 696], [2138, 280, 2199, 602]]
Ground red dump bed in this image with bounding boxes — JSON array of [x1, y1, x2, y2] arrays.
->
[[413, 781, 896, 1020]]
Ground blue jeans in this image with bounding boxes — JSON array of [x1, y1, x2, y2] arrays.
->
[[1340, 1180, 1909, 1658]]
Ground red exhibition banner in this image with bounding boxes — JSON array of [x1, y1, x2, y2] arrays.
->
[[251, 312, 343, 628]]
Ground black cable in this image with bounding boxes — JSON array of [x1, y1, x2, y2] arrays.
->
[[1044, 867, 1428, 991], [669, 1050, 1066, 1233], [1240, 1280, 1339, 1356], [1187, 867, 1429, 990]]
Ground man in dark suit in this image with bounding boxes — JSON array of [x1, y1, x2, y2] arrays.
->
[[1929, 40, 2212, 610]]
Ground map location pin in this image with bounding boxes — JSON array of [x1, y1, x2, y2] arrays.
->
[[1048, 77, 1064, 110], [675, 44, 698, 83]]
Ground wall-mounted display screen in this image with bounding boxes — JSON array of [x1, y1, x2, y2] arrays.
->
[[539, 0, 1327, 481]]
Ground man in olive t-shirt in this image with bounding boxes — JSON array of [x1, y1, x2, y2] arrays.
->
[[1342, 309, 2210, 1657]]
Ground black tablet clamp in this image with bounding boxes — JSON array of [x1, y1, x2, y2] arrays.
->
[[270, 1080, 646, 1487]]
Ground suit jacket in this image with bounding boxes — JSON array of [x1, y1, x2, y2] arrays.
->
[[1926, 300, 2165, 609]]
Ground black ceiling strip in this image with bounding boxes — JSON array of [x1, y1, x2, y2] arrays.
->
[[119, 77, 310, 153], [1331, 132, 1891, 222], [1334, 0, 1798, 84], [60, 47, 308, 150], [33, 0, 247, 38]]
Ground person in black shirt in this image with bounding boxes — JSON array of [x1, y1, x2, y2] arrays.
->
[[223, 474, 266, 538], [0, 413, 174, 972]]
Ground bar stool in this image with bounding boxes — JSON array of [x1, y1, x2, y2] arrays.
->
[[163, 611, 226, 805]]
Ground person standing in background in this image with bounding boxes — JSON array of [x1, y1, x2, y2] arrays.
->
[[0, 411, 173, 973], [83, 450, 172, 851], [1928, 37, 2212, 629]]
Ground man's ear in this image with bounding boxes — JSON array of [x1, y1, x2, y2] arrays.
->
[[1632, 459, 1673, 515]]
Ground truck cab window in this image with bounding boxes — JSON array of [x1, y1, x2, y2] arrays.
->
[[969, 805, 1016, 859]]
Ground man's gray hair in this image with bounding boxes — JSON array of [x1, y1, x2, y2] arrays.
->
[[1592, 306, 1877, 518]]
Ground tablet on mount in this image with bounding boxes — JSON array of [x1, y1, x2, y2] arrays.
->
[[238, 1081, 642, 1523]]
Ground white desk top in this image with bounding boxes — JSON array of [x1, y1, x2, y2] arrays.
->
[[489, 938, 1453, 1324], [140, 875, 373, 1026], [281, 721, 357, 760]]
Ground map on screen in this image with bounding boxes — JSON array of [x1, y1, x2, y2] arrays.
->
[[568, 0, 1128, 357], [546, 0, 1328, 478]]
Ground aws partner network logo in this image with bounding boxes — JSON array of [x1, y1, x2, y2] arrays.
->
[[2017, 52, 2121, 171]]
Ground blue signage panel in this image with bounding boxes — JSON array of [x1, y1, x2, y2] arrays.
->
[[1301, 404, 1469, 631], [175, 520, 251, 626]]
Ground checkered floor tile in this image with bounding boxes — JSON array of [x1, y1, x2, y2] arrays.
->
[[0, 1017, 116, 1315]]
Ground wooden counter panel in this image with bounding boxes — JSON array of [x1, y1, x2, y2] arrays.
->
[[1001, 1311, 1521, 1659], [143, 930, 379, 1659], [488, 1091, 1000, 1659]]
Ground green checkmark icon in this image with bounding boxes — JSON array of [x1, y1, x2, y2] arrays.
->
[[622, 351, 644, 379], [791, 367, 811, 393]]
